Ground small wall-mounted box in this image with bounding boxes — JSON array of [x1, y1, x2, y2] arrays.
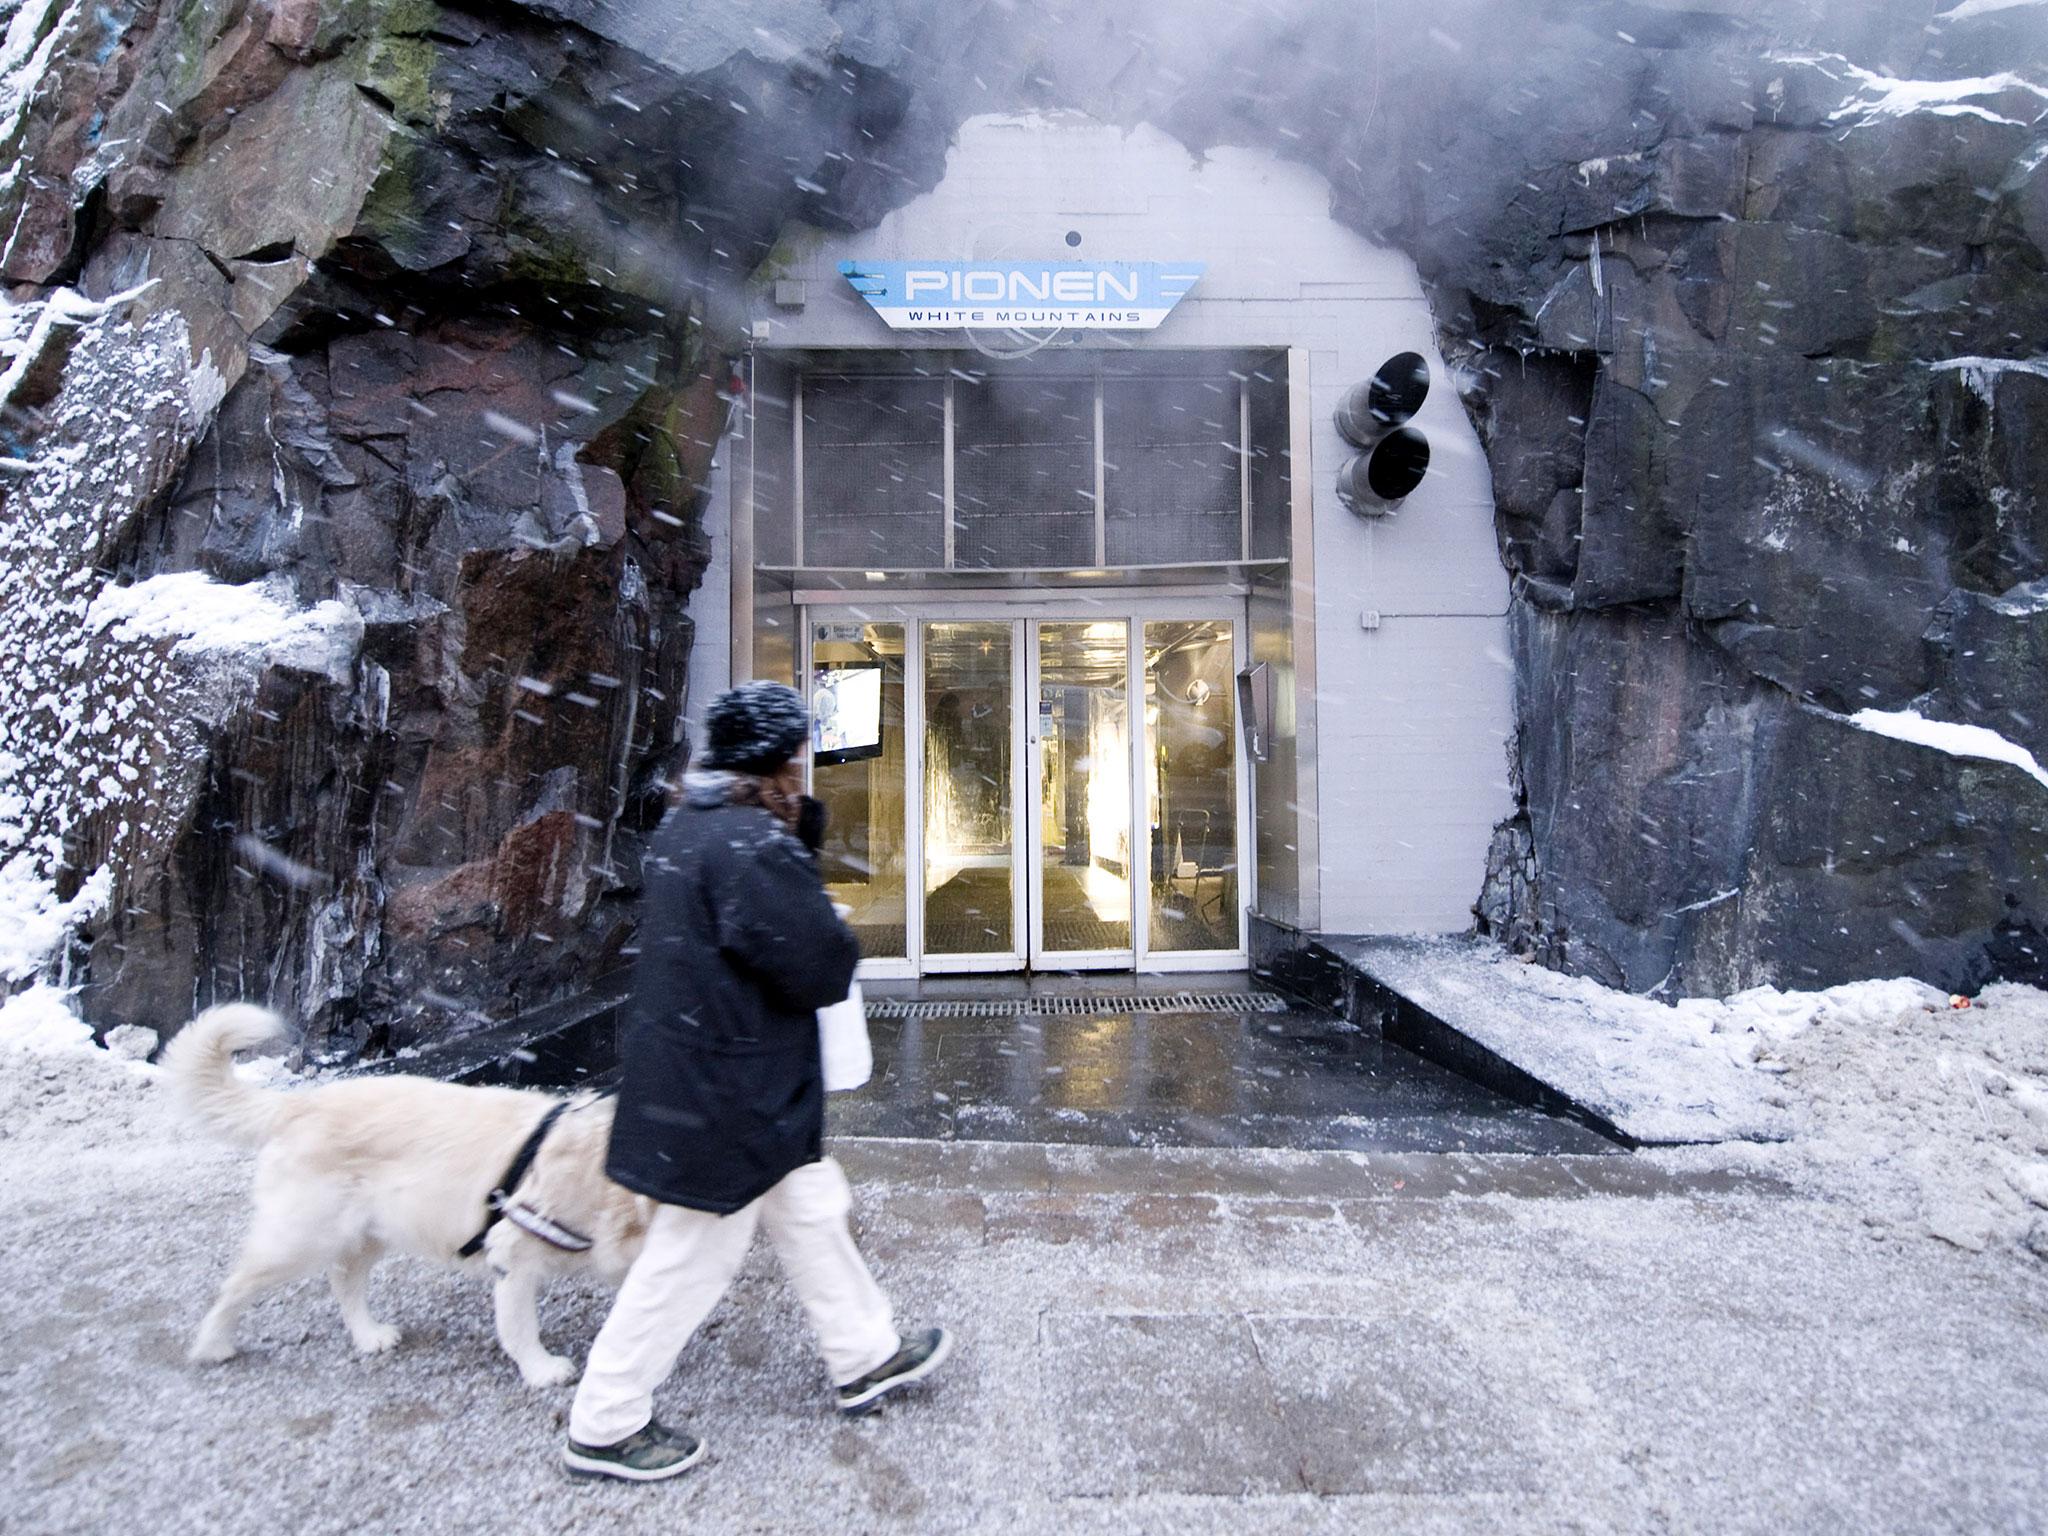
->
[[774, 280, 806, 310], [1360, 609, 1383, 631]]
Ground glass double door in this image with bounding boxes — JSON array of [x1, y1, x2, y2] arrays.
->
[[808, 610, 1244, 975]]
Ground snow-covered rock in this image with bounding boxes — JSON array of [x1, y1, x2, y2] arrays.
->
[[1842, 708, 2048, 788], [1827, 64, 2048, 129], [87, 572, 363, 688], [0, 855, 107, 983], [103, 1023, 159, 1062], [0, 980, 95, 1054]]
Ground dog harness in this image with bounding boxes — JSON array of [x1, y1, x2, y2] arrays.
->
[[457, 1100, 579, 1259]]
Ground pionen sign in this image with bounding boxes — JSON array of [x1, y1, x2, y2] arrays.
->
[[839, 260, 1204, 331]]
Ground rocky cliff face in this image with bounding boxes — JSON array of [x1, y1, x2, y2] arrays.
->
[[1, 0, 2043, 1047], [1405, 5, 2048, 995], [0, 0, 874, 1046]]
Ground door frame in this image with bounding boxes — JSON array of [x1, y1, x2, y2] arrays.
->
[[801, 593, 1252, 977]]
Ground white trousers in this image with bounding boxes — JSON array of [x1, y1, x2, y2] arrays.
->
[[568, 1157, 898, 1446]]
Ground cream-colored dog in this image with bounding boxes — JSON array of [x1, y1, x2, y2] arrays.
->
[[164, 1003, 653, 1386]]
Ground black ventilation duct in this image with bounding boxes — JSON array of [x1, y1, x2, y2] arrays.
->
[[1334, 351, 1429, 445], [1334, 352, 1432, 515], [1336, 427, 1431, 510]]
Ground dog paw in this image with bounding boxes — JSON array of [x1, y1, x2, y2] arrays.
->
[[189, 1336, 238, 1365], [520, 1354, 577, 1388], [353, 1323, 403, 1356]]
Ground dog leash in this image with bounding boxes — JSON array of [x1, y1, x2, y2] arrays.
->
[[457, 1100, 573, 1259]]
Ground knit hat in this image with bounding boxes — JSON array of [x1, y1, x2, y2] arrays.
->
[[700, 680, 809, 773]]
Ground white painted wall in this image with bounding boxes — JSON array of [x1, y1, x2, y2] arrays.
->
[[735, 113, 1514, 935]]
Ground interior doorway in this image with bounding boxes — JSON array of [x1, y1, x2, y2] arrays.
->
[[805, 602, 1249, 977]]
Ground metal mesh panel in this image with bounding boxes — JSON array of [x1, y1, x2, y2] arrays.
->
[[785, 355, 1279, 573], [1104, 375, 1242, 564], [801, 374, 945, 568], [954, 374, 1095, 569], [1246, 358, 1292, 560]]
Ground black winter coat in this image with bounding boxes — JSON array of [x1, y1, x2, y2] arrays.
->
[[604, 771, 861, 1213]]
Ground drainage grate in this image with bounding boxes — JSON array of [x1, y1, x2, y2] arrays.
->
[[865, 990, 1293, 1020]]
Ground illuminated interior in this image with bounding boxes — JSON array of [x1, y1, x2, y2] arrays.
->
[[923, 621, 1015, 955], [1145, 620, 1239, 951], [811, 621, 908, 958], [809, 611, 1242, 971], [1036, 620, 1132, 953]]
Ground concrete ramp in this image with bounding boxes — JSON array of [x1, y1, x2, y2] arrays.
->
[[1258, 927, 1796, 1146]]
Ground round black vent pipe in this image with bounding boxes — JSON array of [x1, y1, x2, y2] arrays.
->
[[1334, 351, 1429, 447], [1334, 353, 1432, 515]]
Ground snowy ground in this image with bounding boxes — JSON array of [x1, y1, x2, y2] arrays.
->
[[3, 977, 2047, 1534], [1340, 937, 2048, 1257], [1515, 969, 2048, 1253]]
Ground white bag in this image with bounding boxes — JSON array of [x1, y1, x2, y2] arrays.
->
[[817, 979, 872, 1092]]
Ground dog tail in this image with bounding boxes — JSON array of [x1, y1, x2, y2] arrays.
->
[[161, 1003, 290, 1147]]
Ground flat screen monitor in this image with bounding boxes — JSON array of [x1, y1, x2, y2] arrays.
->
[[812, 664, 884, 766]]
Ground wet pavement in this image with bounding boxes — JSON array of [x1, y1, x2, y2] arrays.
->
[[485, 973, 1618, 1156], [830, 976, 1617, 1155]]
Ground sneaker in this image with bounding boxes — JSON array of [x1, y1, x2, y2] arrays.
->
[[836, 1327, 954, 1414], [563, 1419, 707, 1482]]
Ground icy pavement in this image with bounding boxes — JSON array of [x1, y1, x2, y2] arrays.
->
[[3, 1026, 2047, 1534]]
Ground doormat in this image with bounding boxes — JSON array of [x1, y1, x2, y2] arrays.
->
[[865, 990, 1293, 1020]]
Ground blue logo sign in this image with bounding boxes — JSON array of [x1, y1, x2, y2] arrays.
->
[[839, 260, 1205, 332]]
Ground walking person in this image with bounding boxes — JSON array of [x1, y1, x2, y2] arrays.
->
[[564, 680, 951, 1483]]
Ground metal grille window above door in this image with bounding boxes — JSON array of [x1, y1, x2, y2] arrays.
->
[[799, 373, 946, 568], [1103, 373, 1244, 565], [784, 350, 1283, 575], [953, 372, 1097, 570]]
